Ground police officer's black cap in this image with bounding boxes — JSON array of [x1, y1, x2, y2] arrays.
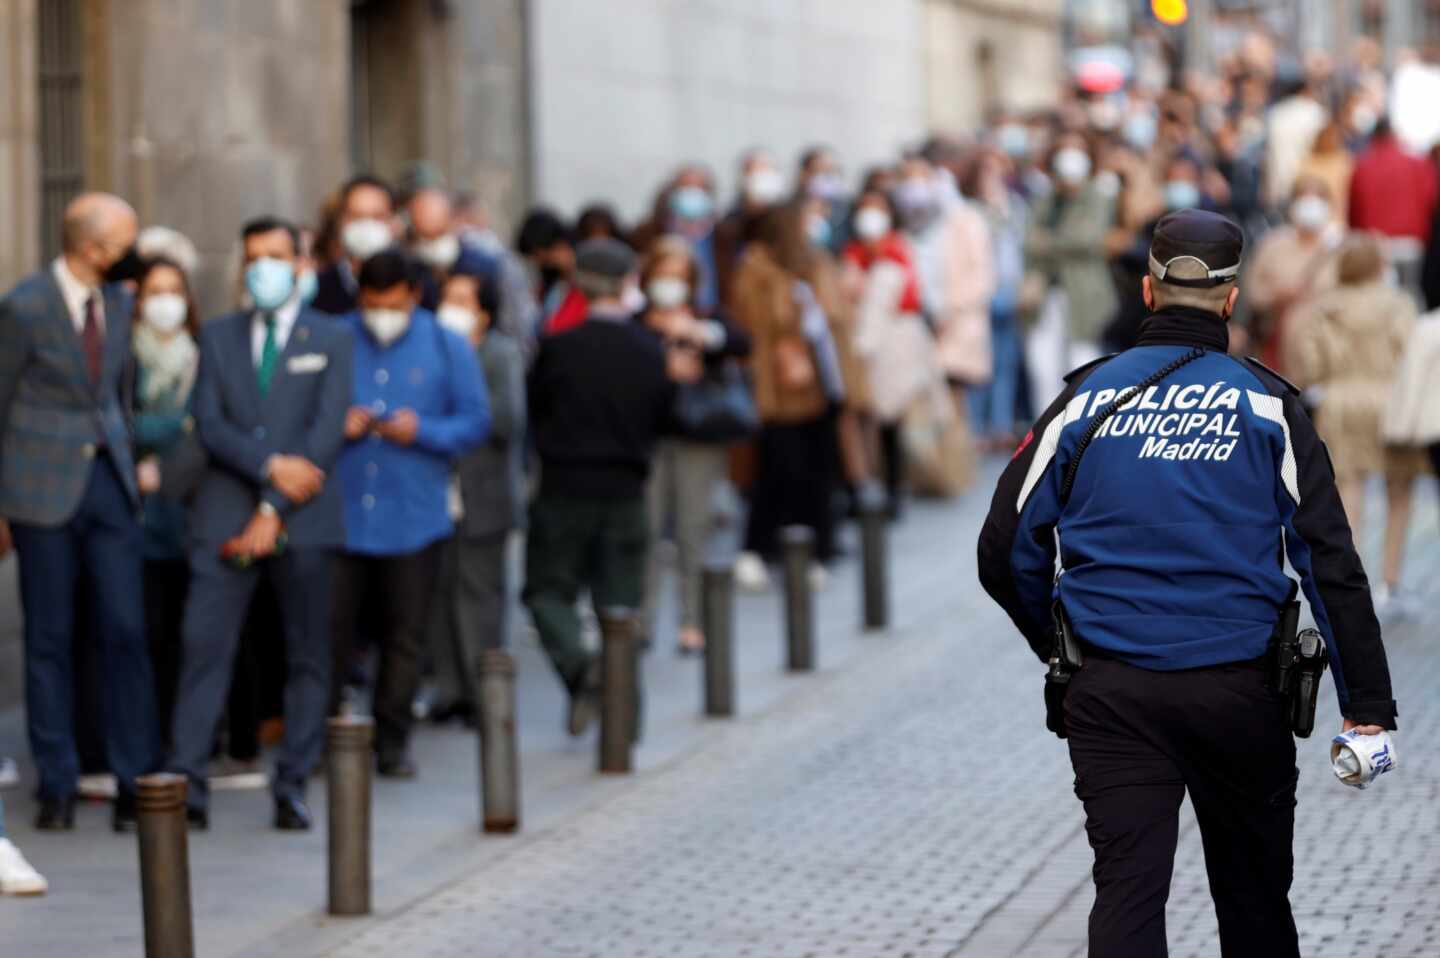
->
[[1148, 209, 1244, 289], [574, 237, 635, 281]]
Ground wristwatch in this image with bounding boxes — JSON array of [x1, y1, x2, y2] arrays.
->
[[257, 501, 279, 519]]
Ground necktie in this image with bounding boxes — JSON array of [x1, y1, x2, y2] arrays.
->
[[257, 312, 279, 397], [81, 294, 103, 387]]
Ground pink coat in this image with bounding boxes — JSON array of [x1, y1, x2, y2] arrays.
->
[[933, 202, 996, 384]]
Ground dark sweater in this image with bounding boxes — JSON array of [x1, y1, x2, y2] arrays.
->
[[529, 313, 675, 499]]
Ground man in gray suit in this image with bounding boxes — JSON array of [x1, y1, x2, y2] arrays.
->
[[0, 192, 161, 832], [427, 263, 527, 721], [167, 216, 353, 831]]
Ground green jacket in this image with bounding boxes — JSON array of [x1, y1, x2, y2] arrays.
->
[[1025, 184, 1118, 343]]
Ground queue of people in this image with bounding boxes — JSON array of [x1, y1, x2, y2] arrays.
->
[[6, 31, 1440, 896]]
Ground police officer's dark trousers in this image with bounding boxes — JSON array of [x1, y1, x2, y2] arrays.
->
[[1065, 652, 1300, 958]]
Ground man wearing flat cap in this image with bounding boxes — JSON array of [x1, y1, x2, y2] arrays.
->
[[524, 238, 675, 735], [978, 210, 1396, 956]]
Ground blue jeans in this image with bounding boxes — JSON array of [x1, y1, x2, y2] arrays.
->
[[10, 455, 161, 800], [971, 306, 1022, 438]]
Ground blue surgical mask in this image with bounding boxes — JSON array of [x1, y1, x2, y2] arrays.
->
[[296, 268, 318, 307], [246, 257, 296, 311], [806, 214, 832, 248], [1123, 113, 1158, 150], [1163, 180, 1202, 211], [669, 185, 714, 222]]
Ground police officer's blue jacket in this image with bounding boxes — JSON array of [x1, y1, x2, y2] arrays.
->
[[978, 307, 1397, 729]]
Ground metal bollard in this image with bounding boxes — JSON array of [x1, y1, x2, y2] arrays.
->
[[701, 563, 736, 717], [327, 715, 374, 916], [857, 481, 891, 631], [477, 649, 521, 833], [135, 773, 195, 958], [780, 525, 815, 672], [597, 609, 638, 774]]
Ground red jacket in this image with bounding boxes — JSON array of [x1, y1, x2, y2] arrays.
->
[[842, 234, 925, 313], [1348, 136, 1439, 243], [541, 285, 590, 336]]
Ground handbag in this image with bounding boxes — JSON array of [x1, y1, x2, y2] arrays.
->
[[158, 416, 209, 502], [672, 362, 760, 444]]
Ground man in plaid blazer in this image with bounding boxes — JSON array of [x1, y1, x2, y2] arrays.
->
[[0, 193, 162, 833]]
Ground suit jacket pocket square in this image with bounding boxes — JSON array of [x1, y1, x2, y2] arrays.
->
[[287, 353, 328, 374]]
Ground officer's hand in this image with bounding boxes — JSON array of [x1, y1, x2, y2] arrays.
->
[[1342, 719, 1386, 736], [0, 518, 11, 560]]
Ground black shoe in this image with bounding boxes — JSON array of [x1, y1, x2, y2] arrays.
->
[[35, 795, 76, 831], [186, 806, 210, 831], [112, 793, 138, 833], [273, 795, 312, 831], [566, 659, 600, 737], [376, 753, 417, 780]]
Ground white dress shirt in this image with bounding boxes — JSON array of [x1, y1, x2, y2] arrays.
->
[[51, 256, 101, 335], [250, 297, 301, 367]]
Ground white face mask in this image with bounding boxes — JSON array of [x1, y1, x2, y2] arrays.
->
[[414, 234, 461, 270], [1290, 195, 1332, 232], [342, 218, 393, 261], [362, 307, 411, 347], [1052, 147, 1092, 185], [436, 304, 478, 339], [141, 293, 188, 335], [646, 277, 690, 310], [744, 168, 787, 206], [853, 207, 892, 242]]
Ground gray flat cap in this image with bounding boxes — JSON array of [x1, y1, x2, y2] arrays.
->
[[574, 237, 635, 280]]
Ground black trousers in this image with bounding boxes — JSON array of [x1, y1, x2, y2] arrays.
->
[[1065, 654, 1300, 958], [144, 558, 190, 750], [743, 415, 838, 562], [330, 547, 438, 756]]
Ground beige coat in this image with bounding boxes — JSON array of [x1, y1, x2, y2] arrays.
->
[[1385, 308, 1440, 446], [853, 260, 941, 422], [1290, 282, 1419, 479]]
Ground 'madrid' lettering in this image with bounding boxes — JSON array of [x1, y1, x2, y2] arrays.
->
[[1137, 435, 1238, 461]]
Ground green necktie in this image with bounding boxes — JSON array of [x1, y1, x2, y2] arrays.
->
[[257, 312, 278, 397]]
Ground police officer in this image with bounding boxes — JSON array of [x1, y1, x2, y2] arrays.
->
[[978, 210, 1397, 957]]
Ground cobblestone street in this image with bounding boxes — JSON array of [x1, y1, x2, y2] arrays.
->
[[300, 469, 1440, 958]]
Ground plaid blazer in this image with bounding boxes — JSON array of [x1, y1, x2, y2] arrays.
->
[[0, 267, 139, 526]]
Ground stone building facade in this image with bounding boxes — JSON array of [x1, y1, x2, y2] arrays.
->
[[0, 0, 529, 311], [0, 0, 1063, 709]]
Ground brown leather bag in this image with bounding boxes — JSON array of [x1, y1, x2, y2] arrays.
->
[[773, 335, 817, 392]]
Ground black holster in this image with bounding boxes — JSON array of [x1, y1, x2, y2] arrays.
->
[[1267, 600, 1328, 738], [1044, 603, 1084, 739]]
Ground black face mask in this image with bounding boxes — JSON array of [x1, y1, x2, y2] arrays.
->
[[104, 246, 145, 284], [538, 264, 566, 294]]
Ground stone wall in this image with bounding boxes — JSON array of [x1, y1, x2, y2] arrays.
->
[[527, 0, 928, 220], [922, 0, 1065, 135], [100, 0, 352, 314], [0, 0, 37, 711]]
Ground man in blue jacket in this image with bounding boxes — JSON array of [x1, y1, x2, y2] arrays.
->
[[979, 210, 1397, 957], [170, 216, 353, 831], [331, 248, 489, 778]]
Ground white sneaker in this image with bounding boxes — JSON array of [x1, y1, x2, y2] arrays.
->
[[76, 773, 117, 800], [0, 757, 19, 790], [207, 757, 270, 792], [734, 552, 771, 592], [808, 562, 829, 592], [0, 838, 47, 896]]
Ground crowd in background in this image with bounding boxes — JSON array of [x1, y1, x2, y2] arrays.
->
[[4, 24, 1440, 899]]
